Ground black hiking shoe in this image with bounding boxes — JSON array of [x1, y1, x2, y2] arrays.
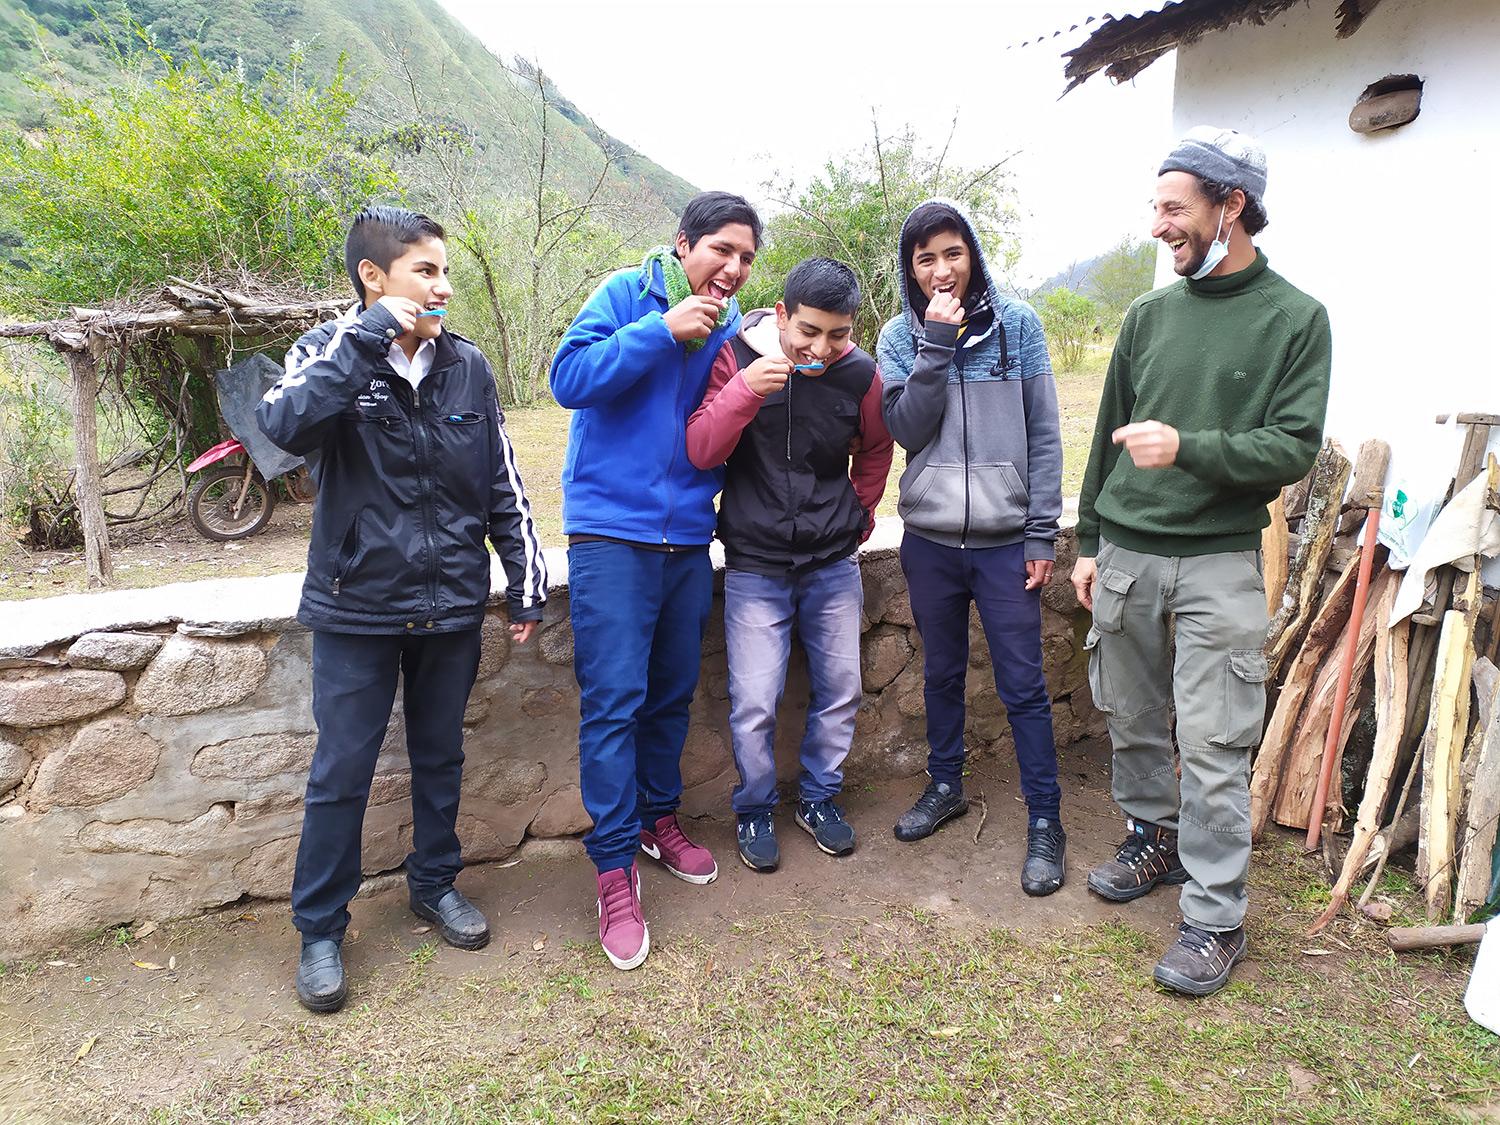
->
[[796, 798, 856, 856], [1021, 818, 1067, 896], [1153, 922, 1248, 997], [737, 811, 779, 872], [1087, 818, 1190, 902], [295, 939, 347, 1014], [894, 780, 968, 842]]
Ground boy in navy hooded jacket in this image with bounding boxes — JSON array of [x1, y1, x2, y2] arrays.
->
[[550, 191, 761, 970]]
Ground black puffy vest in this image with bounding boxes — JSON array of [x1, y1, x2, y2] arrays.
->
[[716, 340, 876, 576]]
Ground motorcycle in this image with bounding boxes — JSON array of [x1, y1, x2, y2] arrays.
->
[[185, 354, 315, 542]]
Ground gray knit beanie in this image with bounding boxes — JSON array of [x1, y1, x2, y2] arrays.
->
[[1159, 126, 1267, 201]]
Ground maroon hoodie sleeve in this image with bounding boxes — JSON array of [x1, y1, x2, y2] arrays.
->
[[851, 369, 895, 539], [686, 343, 764, 469]]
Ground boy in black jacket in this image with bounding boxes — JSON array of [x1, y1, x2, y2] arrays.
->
[[258, 205, 547, 1013], [686, 257, 893, 870]]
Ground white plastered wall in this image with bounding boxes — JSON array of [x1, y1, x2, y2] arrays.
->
[[1164, 0, 1500, 530]]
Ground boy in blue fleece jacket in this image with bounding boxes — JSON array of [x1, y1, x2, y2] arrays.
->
[[550, 191, 761, 971]]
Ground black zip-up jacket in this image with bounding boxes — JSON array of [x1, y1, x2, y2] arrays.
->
[[257, 302, 547, 634], [688, 320, 891, 576]]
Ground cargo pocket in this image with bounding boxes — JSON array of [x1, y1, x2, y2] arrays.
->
[[1083, 627, 1114, 715], [1211, 649, 1270, 748], [1091, 568, 1137, 635]]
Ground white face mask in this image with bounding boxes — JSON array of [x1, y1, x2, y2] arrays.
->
[[1189, 204, 1235, 280]]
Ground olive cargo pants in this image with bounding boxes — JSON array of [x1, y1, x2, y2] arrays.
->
[[1085, 540, 1270, 930]]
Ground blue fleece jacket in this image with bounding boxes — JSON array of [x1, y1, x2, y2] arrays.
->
[[551, 260, 741, 545]]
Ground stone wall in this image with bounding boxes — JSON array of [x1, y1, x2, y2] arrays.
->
[[0, 526, 1100, 958]]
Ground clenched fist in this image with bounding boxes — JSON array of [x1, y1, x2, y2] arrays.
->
[[742, 355, 793, 396], [1112, 421, 1180, 468], [664, 296, 726, 343]]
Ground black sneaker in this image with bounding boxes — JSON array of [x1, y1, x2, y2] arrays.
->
[[1153, 922, 1248, 997], [796, 798, 856, 856], [1021, 818, 1066, 896], [894, 780, 968, 842], [736, 811, 779, 872], [1086, 818, 1189, 902]]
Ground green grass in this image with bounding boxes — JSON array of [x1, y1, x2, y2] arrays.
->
[[120, 864, 1495, 1125]]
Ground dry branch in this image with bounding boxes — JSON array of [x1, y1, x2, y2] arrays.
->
[[1266, 441, 1352, 679], [1309, 575, 1409, 932], [1273, 565, 1392, 830], [1250, 552, 1360, 840]]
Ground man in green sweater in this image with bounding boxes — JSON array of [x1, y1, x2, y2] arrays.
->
[[1072, 127, 1331, 997]]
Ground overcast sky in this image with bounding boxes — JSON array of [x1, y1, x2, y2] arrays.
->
[[437, 0, 1176, 285]]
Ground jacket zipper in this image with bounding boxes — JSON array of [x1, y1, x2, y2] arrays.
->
[[662, 349, 687, 544], [413, 383, 440, 612], [959, 359, 971, 548], [786, 372, 796, 544]]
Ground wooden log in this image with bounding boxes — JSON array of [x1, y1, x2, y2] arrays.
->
[[1266, 441, 1352, 679], [1250, 552, 1361, 840], [1455, 694, 1500, 923], [65, 349, 113, 588], [1388, 923, 1486, 952], [1263, 493, 1290, 621], [1335, 439, 1391, 536], [1284, 468, 1316, 523], [1418, 566, 1481, 920], [1309, 575, 1409, 932], [1273, 566, 1392, 830]]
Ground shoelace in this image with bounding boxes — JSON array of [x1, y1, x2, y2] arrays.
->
[[913, 786, 954, 816], [1178, 924, 1217, 956], [1027, 825, 1063, 862], [654, 816, 693, 853], [599, 873, 637, 924], [804, 801, 841, 825], [1114, 834, 1155, 869], [742, 815, 771, 840]]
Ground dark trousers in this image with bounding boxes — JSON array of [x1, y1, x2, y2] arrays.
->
[[900, 532, 1061, 823], [567, 539, 713, 873], [291, 627, 482, 942]]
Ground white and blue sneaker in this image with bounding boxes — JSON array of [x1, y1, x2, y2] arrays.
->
[[796, 798, 856, 857]]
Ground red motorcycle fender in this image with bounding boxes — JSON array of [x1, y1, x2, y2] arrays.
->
[[187, 439, 246, 474]]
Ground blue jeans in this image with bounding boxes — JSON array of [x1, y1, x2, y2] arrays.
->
[[900, 532, 1061, 823], [568, 540, 713, 873], [292, 628, 481, 943], [724, 556, 863, 816]]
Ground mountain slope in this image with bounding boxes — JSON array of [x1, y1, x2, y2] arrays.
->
[[0, 0, 696, 228]]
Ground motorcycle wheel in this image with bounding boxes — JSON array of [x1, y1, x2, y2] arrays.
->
[[188, 465, 277, 541]]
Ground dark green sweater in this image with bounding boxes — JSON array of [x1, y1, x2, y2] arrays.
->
[[1077, 250, 1331, 557]]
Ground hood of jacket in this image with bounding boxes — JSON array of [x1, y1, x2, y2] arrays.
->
[[738, 307, 782, 359], [896, 197, 1005, 340]]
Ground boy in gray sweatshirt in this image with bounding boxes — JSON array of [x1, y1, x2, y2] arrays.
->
[[877, 199, 1066, 895]]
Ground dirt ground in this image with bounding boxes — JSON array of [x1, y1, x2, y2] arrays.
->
[[0, 740, 1489, 1124], [0, 501, 316, 601]]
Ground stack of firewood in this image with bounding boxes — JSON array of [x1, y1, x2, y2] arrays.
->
[[1248, 416, 1500, 931]]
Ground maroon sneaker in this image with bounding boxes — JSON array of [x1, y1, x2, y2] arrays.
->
[[596, 862, 649, 971], [640, 813, 719, 884]]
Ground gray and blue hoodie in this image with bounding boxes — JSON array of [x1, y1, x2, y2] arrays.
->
[[876, 199, 1062, 560]]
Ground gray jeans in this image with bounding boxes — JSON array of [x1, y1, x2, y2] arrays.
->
[[1085, 539, 1270, 930]]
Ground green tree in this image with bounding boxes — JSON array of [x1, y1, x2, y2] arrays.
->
[[1087, 236, 1156, 328], [387, 52, 657, 406], [1037, 287, 1100, 372], [0, 41, 396, 314], [0, 35, 397, 467], [736, 118, 1021, 351]]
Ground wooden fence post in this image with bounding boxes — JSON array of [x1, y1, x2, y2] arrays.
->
[[65, 347, 113, 588]]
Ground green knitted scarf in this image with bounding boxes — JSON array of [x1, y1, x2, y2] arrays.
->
[[639, 246, 730, 351]]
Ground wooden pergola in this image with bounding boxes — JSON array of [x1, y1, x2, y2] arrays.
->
[[0, 279, 347, 587]]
